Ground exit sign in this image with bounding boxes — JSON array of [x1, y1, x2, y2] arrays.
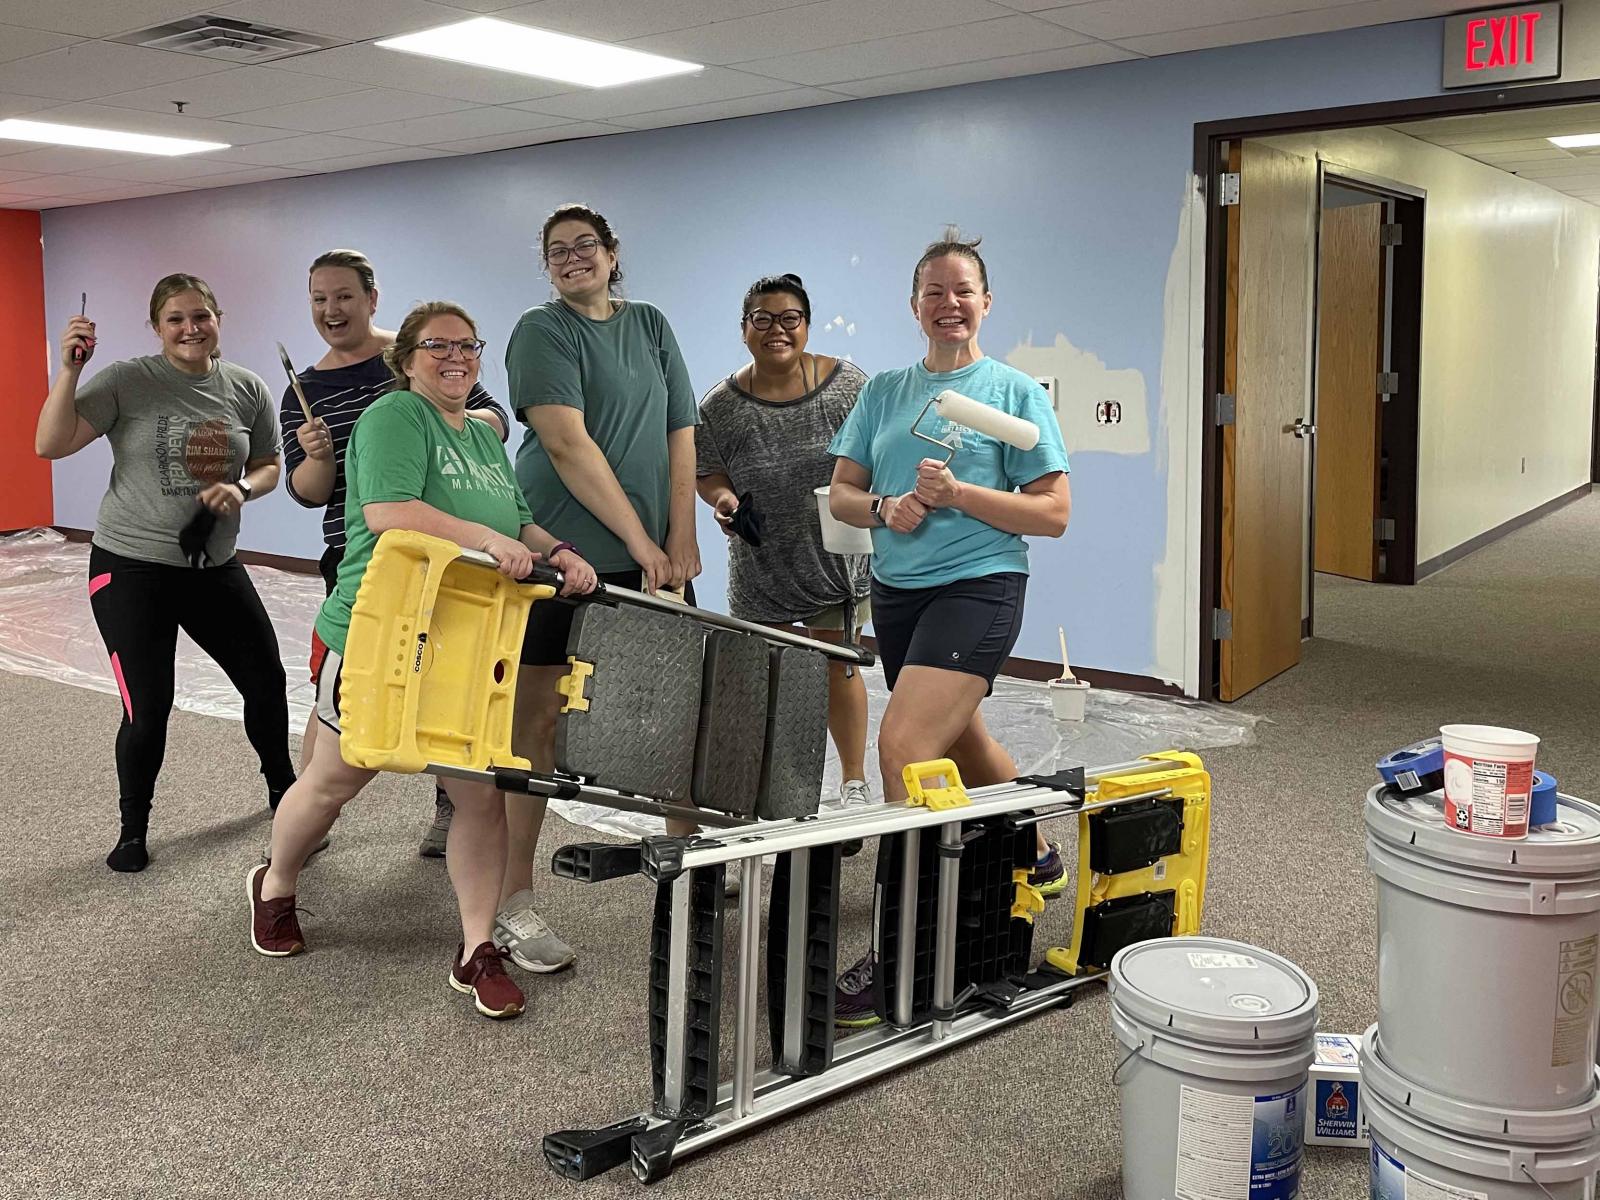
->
[[1443, 3, 1561, 88]]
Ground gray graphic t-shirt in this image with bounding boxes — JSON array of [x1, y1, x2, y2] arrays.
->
[[75, 354, 279, 567], [695, 359, 870, 624]]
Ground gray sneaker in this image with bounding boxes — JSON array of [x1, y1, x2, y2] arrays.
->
[[493, 889, 576, 973], [419, 789, 453, 858]]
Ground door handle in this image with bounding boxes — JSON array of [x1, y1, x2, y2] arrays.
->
[[1284, 418, 1316, 439]]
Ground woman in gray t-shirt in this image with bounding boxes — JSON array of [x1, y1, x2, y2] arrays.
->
[[695, 274, 872, 810], [34, 273, 294, 874]]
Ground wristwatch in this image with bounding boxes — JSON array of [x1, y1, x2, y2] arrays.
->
[[868, 495, 887, 525], [234, 479, 253, 503]]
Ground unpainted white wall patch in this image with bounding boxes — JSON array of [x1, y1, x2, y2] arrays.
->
[[1004, 333, 1149, 456]]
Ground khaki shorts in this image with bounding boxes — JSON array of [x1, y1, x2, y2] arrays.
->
[[797, 595, 872, 633]]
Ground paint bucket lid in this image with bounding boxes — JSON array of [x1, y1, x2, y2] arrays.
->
[[1376, 738, 1444, 794], [1365, 784, 1600, 877], [1361, 1026, 1600, 1145], [1108, 937, 1318, 1047]]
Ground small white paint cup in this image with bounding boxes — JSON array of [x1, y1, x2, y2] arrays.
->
[[1439, 724, 1539, 840], [814, 486, 874, 555], [1049, 677, 1090, 721]]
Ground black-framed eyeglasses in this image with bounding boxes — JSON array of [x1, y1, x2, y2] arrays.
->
[[745, 309, 805, 332], [545, 238, 603, 267], [417, 338, 486, 361]]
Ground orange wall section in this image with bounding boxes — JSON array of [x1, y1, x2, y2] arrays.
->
[[0, 210, 51, 530]]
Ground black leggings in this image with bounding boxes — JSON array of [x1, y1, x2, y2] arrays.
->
[[87, 544, 295, 813]]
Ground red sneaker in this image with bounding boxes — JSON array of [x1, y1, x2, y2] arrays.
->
[[449, 941, 525, 1019], [247, 863, 305, 957]]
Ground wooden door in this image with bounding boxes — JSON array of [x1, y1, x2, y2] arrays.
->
[[1314, 202, 1384, 581], [1220, 141, 1318, 701]]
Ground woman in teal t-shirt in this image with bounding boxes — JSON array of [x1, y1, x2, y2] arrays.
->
[[827, 230, 1072, 1028], [250, 301, 597, 1022]]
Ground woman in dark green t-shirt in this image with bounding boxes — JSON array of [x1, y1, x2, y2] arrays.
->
[[251, 301, 597, 1021]]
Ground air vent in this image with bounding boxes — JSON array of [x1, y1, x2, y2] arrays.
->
[[114, 16, 342, 63]]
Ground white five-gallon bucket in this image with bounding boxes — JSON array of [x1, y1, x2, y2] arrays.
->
[[1363, 1026, 1600, 1199], [1365, 785, 1600, 1111], [1109, 936, 1319, 1200], [813, 486, 874, 555]]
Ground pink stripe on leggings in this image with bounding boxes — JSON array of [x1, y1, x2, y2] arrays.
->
[[110, 651, 133, 722], [88, 572, 111, 598]]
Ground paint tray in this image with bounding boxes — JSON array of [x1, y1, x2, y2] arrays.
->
[[555, 602, 704, 802], [691, 630, 770, 815], [339, 529, 550, 773]]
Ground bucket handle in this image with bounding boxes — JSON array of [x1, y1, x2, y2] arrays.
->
[[1112, 1040, 1144, 1086], [1518, 1165, 1557, 1199]]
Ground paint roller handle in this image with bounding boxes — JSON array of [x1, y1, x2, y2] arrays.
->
[[934, 390, 1040, 451]]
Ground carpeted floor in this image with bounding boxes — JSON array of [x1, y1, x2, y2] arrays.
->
[[2, 492, 1595, 1199]]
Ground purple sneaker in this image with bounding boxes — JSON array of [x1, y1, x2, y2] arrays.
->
[[1030, 841, 1068, 898], [834, 951, 880, 1029]]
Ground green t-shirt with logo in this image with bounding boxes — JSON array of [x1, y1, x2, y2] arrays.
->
[[316, 389, 533, 655]]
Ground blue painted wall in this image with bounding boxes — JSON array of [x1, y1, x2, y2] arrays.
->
[[41, 19, 1449, 681]]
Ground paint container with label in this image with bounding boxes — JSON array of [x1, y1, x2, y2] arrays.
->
[[1363, 1026, 1600, 1200], [1440, 724, 1539, 840], [1366, 784, 1600, 1110], [1108, 936, 1318, 1200], [1532, 771, 1560, 828], [1305, 1033, 1367, 1149]]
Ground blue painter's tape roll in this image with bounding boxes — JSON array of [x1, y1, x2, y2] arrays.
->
[[1377, 738, 1445, 794], [1531, 771, 1558, 827]]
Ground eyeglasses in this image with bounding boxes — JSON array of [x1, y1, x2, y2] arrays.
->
[[545, 238, 603, 267], [417, 338, 486, 360], [745, 309, 806, 332]]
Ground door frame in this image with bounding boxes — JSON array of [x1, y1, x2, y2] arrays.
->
[[1194, 77, 1600, 700]]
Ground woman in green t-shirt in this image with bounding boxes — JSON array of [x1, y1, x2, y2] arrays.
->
[[249, 301, 597, 1021]]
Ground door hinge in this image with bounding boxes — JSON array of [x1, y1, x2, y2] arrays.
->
[[1378, 371, 1399, 395], [1375, 517, 1396, 543], [1218, 172, 1240, 206], [1215, 393, 1236, 426], [1212, 608, 1233, 640], [1380, 222, 1403, 246]]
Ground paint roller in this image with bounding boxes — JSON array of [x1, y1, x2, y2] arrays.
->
[[912, 389, 1040, 463]]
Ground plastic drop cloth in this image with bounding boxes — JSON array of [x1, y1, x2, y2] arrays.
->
[[0, 529, 1258, 839]]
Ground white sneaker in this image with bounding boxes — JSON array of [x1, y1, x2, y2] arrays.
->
[[839, 779, 872, 808], [493, 889, 576, 973]]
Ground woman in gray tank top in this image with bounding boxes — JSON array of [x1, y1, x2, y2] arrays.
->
[[695, 274, 872, 815]]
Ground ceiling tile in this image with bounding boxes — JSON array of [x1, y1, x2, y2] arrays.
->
[[208, 132, 403, 165], [170, 164, 310, 186], [0, 172, 147, 197], [490, 0, 800, 42], [990, 0, 1095, 10], [229, 88, 474, 133], [0, 41, 229, 102], [337, 105, 572, 146], [95, 65, 371, 118], [0, 166, 44, 184], [0, 144, 148, 172], [509, 66, 793, 121], [0, 91, 61, 118], [432, 0, 533, 9], [608, 87, 848, 130], [1107, 0, 1463, 55], [69, 180, 200, 200], [624, 0, 1019, 66], [830, 40, 1138, 96], [0, 23, 82, 64], [66, 154, 283, 183], [216, 0, 473, 40], [741, 14, 1090, 86], [0, 1, 225, 38], [20, 101, 288, 146], [427, 120, 625, 153], [1033, 0, 1431, 40], [0, 194, 98, 208], [265, 43, 572, 104], [289, 146, 453, 170]]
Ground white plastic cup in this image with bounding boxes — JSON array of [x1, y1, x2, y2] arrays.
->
[[1439, 724, 1540, 840], [1049, 678, 1090, 721], [813, 486, 875, 555]]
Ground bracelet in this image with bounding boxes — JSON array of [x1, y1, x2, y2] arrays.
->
[[548, 541, 578, 559]]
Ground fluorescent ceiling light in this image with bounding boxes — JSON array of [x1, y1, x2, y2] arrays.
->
[[376, 17, 702, 88], [0, 118, 228, 156], [1550, 133, 1600, 148]]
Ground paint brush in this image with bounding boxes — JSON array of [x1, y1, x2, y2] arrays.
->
[[70, 292, 87, 364], [1057, 626, 1077, 683], [276, 341, 314, 423]]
